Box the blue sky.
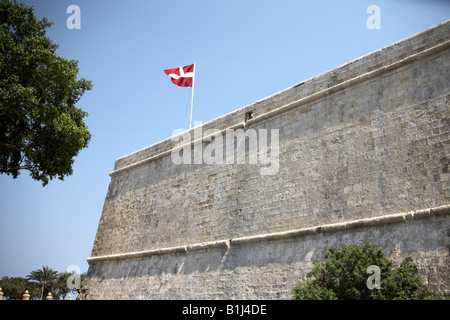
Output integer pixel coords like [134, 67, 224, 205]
[0, 0, 449, 282]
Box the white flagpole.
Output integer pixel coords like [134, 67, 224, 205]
[189, 62, 196, 129]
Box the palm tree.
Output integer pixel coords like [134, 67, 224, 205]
[26, 266, 58, 300]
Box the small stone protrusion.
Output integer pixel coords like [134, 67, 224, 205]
[23, 290, 30, 300]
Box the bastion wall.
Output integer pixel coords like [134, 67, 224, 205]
[81, 20, 450, 299]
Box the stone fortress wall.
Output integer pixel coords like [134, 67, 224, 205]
[81, 20, 450, 299]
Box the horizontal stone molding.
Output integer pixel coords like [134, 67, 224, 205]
[86, 204, 450, 264]
[108, 39, 450, 178]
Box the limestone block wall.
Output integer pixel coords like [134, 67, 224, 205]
[81, 20, 450, 299]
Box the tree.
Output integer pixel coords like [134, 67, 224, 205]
[54, 272, 71, 300]
[0, 0, 92, 186]
[0, 276, 39, 300]
[70, 271, 86, 295]
[26, 266, 58, 300]
[292, 242, 440, 300]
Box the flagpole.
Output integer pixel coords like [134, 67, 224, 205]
[189, 61, 196, 130]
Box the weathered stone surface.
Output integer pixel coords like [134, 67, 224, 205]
[81, 20, 450, 299]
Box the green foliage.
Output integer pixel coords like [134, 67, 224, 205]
[292, 242, 440, 300]
[0, 0, 92, 185]
[1, 266, 86, 300]
[0, 276, 39, 299]
[26, 265, 58, 299]
[56, 271, 86, 299]
[382, 256, 435, 300]
[292, 280, 337, 300]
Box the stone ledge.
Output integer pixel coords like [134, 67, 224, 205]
[87, 204, 450, 264]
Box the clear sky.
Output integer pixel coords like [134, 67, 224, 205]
[0, 0, 449, 282]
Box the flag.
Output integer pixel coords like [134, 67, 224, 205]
[164, 63, 195, 87]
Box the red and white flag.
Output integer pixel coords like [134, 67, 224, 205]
[164, 63, 195, 87]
